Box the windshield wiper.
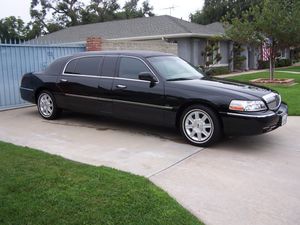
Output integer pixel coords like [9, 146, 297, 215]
[166, 77, 194, 81]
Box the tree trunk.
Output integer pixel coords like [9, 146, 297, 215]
[269, 56, 274, 80]
[269, 45, 275, 81]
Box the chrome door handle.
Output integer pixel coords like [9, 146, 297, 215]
[116, 84, 127, 89]
[60, 79, 68, 82]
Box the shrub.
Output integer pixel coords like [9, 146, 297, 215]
[258, 58, 292, 69]
[205, 66, 231, 76]
[233, 43, 247, 70]
[258, 60, 269, 69]
[276, 58, 292, 67]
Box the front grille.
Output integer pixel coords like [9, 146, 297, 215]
[263, 93, 281, 110]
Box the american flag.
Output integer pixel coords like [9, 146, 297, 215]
[262, 43, 270, 61]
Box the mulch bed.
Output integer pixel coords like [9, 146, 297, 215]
[250, 78, 295, 86]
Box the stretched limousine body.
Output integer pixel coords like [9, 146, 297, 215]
[20, 51, 288, 146]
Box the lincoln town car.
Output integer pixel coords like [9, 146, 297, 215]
[20, 51, 288, 146]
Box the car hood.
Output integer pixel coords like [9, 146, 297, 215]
[166, 77, 272, 99]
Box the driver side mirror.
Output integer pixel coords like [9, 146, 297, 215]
[138, 72, 157, 84]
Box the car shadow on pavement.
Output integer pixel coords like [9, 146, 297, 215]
[25, 108, 276, 151]
[32, 110, 186, 144]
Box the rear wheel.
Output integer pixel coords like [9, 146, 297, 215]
[37, 91, 61, 120]
[180, 105, 221, 147]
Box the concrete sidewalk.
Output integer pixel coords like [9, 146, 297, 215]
[216, 69, 267, 78]
[0, 107, 299, 225]
[0, 107, 201, 177]
[150, 124, 300, 225]
[276, 70, 300, 74]
[216, 64, 300, 78]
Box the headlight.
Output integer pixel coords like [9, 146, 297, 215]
[229, 100, 267, 112]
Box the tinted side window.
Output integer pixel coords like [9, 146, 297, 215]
[101, 56, 118, 77]
[46, 56, 70, 75]
[118, 57, 150, 79]
[74, 57, 103, 76]
[64, 59, 78, 74]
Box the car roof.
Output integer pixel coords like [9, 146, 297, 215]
[71, 50, 174, 58]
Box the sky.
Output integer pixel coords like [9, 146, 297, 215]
[0, 0, 204, 22]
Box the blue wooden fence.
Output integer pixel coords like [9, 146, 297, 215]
[0, 42, 85, 110]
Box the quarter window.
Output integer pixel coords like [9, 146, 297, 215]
[118, 57, 150, 79]
[64, 59, 78, 74]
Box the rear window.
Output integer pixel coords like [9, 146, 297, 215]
[64, 56, 103, 76]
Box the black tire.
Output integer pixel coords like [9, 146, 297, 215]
[179, 105, 222, 147]
[37, 90, 61, 120]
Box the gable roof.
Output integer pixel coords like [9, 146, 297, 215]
[34, 15, 225, 43]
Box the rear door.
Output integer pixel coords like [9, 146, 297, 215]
[57, 56, 105, 114]
[111, 56, 166, 125]
[97, 56, 119, 114]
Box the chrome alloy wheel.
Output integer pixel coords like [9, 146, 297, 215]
[38, 93, 54, 118]
[183, 109, 214, 143]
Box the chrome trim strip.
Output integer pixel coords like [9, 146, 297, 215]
[62, 73, 100, 78]
[98, 76, 114, 79]
[114, 99, 172, 109]
[65, 93, 173, 110]
[60, 74, 151, 83]
[113, 77, 150, 83]
[20, 87, 34, 91]
[226, 112, 275, 118]
[65, 93, 109, 102]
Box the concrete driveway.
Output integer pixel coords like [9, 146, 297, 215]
[0, 107, 299, 225]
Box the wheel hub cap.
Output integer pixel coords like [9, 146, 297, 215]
[39, 93, 53, 117]
[184, 110, 214, 143]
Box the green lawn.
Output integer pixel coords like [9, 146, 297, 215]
[228, 71, 300, 115]
[0, 141, 203, 225]
[276, 66, 300, 72]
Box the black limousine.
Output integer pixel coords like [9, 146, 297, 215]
[20, 51, 288, 146]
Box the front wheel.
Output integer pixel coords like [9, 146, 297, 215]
[180, 105, 222, 147]
[37, 91, 61, 120]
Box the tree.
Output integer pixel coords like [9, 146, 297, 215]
[24, 21, 43, 40]
[30, 0, 154, 33]
[225, 0, 300, 80]
[81, 0, 121, 24]
[117, 0, 154, 19]
[0, 16, 26, 42]
[30, 0, 84, 33]
[190, 0, 261, 25]
[142, 1, 154, 17]
[1, 0, 155, 41]
[201, 37, 222, 72]
[232, 43, 246, 71]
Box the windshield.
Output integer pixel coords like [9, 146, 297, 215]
[148, 56, 204, 81]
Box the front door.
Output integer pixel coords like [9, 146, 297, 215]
[111, 56, 166, 125]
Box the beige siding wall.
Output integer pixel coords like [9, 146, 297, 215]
[101, 40, 178, 55]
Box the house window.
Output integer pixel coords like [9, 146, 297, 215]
[278, 49, 288, 59]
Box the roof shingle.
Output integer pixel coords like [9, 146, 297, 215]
[35, 15, 225, 43]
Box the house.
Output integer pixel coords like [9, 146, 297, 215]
[34, 15, 288, 71]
